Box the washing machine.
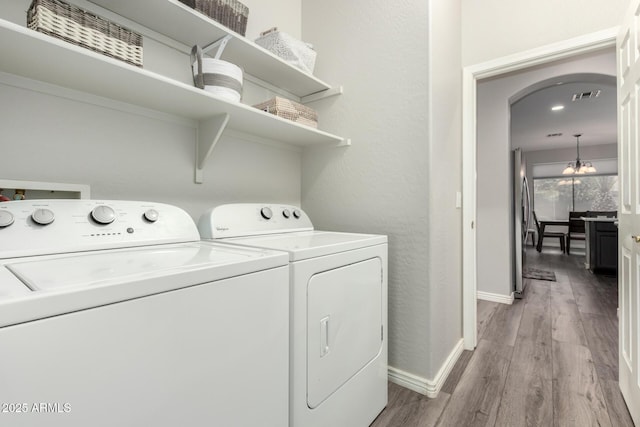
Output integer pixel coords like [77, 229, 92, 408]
[198, 203, 388, 427]
[0, 199, 290, 427]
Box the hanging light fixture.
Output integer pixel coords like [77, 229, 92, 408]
[562, 134, 597, 175]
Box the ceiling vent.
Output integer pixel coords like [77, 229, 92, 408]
[572, 90, 601, 101]
[546, 132, 563, 137]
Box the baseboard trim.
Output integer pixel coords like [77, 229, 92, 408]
[477, 290, 514, 305]
[388, 338, 464, 398]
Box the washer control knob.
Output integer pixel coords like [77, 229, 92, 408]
[91, 205, 116, 225]
[282, 209, 291, 219]
[32, 208, 55, 225]
[143, 209, 159, 222]
[260, 207, 273, 220]
[0, 211, 15, 227]
[293, 209, 301, 219]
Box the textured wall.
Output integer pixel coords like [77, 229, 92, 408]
[426, 0, 463, 379]
[461, 0, 630, 66]
[476, 49, 616, 297]
[242, 0, 301, 40]
[301, 0, 462, 381]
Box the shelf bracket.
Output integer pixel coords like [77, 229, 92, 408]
[195, 113, 230, 184]
[300, 86, 344, 104]
[202, 35, 233, 59]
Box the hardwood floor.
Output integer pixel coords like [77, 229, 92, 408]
[370, 248, 635, 427]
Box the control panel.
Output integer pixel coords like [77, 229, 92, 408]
[0, 200, 200, 259]
[198, 204, 313, 239]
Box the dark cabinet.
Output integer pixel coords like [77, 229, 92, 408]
[588, 220, 618, 275]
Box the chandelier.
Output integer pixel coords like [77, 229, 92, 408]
[562, 134, 596, 175]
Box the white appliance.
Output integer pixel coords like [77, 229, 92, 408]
[198, 203, 388, 427]
[0, 199, 289, 427]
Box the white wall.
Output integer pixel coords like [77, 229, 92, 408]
[476, 49, 616, 297]
[243, 0, 301, 40]
[461, 0, 629, 66]
[0, 83, 302, 220]
[426, 0, 463, 381]
[301, 0, 462, 383]
[0, 0, 304, 221]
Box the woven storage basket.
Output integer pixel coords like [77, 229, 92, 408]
[255, 28, 316, 74]
[191, 45, 243, 102]
[27, 0, 143, 67]
[254, 97, 318, 128]
[178, 0, 249, 36]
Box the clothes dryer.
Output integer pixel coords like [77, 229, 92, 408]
[0, 199, 289, 427]
[199, 203, 388, 427]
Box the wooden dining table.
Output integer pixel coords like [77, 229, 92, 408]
[535, 219, 570, 252]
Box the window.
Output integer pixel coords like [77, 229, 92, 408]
[533, 175, 619, 220]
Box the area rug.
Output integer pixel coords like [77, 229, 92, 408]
[523, 267, 556, 282]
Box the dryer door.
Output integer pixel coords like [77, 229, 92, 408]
[307, 257, 383, 408]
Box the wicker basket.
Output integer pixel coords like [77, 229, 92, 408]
[254, 97, 318, 128]
[27, 0, 143, 67]
[178, 0, 249, 36]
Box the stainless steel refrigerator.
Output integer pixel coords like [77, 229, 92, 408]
[513, 148, 531, 298]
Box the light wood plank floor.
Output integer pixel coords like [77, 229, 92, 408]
[371, 248, 635, 427]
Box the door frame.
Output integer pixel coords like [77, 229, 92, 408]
[462, 28, 619, 350]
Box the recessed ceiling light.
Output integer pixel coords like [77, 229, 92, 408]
[551, 105, 564, 111]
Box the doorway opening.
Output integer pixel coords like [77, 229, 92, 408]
[462, 29, 618, 350]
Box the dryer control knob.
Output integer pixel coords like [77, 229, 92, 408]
[32, 208, 55, 225]
[260, 207, 273, 220]
[293, 209, 301, 219]
[143, 209, 159, 222]
[0, 211, 15, 227]
[282, 209, 291, 218]
[91, 205, 116, 225]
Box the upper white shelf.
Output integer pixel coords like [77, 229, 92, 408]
[0, 19, 345, 148]
[88, 0, 330, 98]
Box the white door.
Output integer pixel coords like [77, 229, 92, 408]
[306, 258, 383, 409]
[618, 2, 640, 423]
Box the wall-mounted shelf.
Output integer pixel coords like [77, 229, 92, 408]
[88, 0, 330, 98]
[0, 19, 348, 183]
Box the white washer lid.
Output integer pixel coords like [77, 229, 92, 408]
[7, 242, 283, 292]
[223, 230, 387, 261]
[0, 242, 288, 328]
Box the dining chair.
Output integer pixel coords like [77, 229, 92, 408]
[566, 211, 587, 254]
[533, 211, 566, 253]
[525, 225, 536, 247]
